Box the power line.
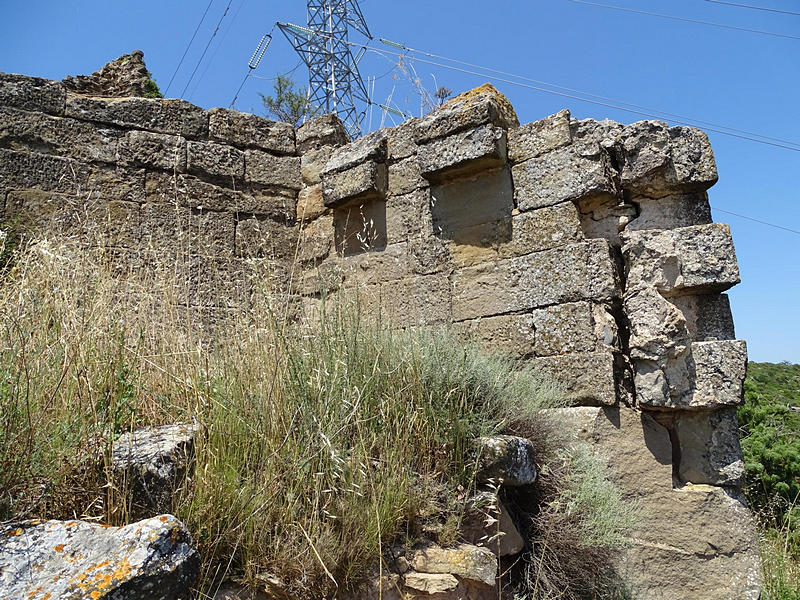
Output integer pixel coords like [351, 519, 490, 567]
[180, 0, 234, 99]
[360, 43, 800, 152]
[567, 0, 800, 41]
[705, 0, 800, 17]
[711, 206, 800, 235]
[164, 0, 215, 96]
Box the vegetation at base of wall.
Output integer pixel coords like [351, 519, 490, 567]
[0, 236, 637, 599]
[739, 361, 800, 598]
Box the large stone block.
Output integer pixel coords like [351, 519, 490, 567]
[65, 95, 207, 138]
[234, 214, 299, 260]
[187, 140, 244, 180]
[512, 144, 618, 212]
[208, 107, 295, 155]
[118, 129, 186, 171]
[0, 515, 200, 600]
[387, 155, 426, 197]
[673, 407, 745, 486]
[0, 148, 90, 193]
[297, 213, 334, 264]
[669, 293, 735, 341]
[301, 146, 335, 185]
[386, 188, 429, 245]
[0, 106, 119, 164]
[622, 223, 740, 296]
[140, 203, 235, 256]
[507, 109, 571, 163]
[451, 239, 620, 321]
[322, 160, 388, 208]
[323, 128, 387, 174]
[409, 543, 497, 587]
[244, 149, 301, 190]
[627, 192, 712, 232]
[411, 83, 519, 143]
[418, 125, 507, 182]
[530, 351, 618, 406]
[86, 165, 146, 204]
[379, 273, 452, 326]
[296, 112, 349, 153]
[0, 73, 65, 115]
[296, 183, 327, 222]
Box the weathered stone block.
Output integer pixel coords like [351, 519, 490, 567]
[118, 129, 186, 171]
[673, 407, 745, 486]
[140, 203, 235, 256]
[410, 543, 497, 587]
[65, 95, 208, 138]
[380, 274, 451, 326]
[187, 140, 245, 181]
[460, 494, 524, 557]
[530, 351, 618, 406]
[298, 213, 334, 264]
[386, 188, 429, 245]
[627, 192, 712, 232]
[324, 128, 387, 174]
[431, 168, 513, 238]
[0, 515, 200, 600]
[208, 107, 295, 155]
[451, 240, 620, 320]
[418, 125, 507, 182]
[335, 243, 410, 286]
[5, 189, 91, 238]
[301, 146, 335, 185]
[690, 339, 748, 408]
[323, 161, 388, 208]
[622, 223, 740, 296]
[388, 155, 426, 197]
[512, 144, 618, 212]
[576, 194, 637, 245]
[476, 435, 537, 486]
[0, 107, 119, 163]
[0, 148, 90, 193]
[508, 109, 571, 163]
[507, 202, 584, 256]
[235, 214, 298, 260]
[86, 165, 146, 204]
[412, 83, 518, 143]
[244, 149, 301, 190]
[296, 183, 327, 222]
[296, 112, 349, 153]
[0, 73, 65, 115]
[669, 293, 735, 341]
[386, 121, 420, 160]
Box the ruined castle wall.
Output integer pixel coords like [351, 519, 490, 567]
[0, 70, 759, 598]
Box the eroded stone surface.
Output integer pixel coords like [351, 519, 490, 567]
[0, 515, 199, 600]
[476, 435, 537, 486]
[410, 543, 497, 587]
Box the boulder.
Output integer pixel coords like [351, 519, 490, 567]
[0, 515, 199, 600]
[409, 542, 497, 587]
[476, 435, 537, 486]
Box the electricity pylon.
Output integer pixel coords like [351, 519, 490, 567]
[277, 1, 372, 136]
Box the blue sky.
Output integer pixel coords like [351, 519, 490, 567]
[2, 1, 798, 362]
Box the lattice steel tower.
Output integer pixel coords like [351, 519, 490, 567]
[277, 1, 372, 136]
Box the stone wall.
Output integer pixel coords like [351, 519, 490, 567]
[0, 60, 759, 599]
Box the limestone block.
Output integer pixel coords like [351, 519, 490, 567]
[623, 486, 760, 600]
[403, 572, 459, 593]
[506, 202, 584, 256]
[460, 493, 525, 556]
[297, 213, 334, 264]
[627, 192, 712, 232]
[451, 240, 620, 321]
[690, 339, 748, 408]
[0, 106, 119, 163]
[322, 160, 388, 208]
[626, 287, 692, 363]
[296, 112, 349, 153]
[530, 351, 619, 406]
[323, 128, 387, 174]
[146, 172, 295, 221]
[669, 293, 735, 341]
[454, 301, 602, 359]
[507, 109, 572, 163]
[411, 83, 519, 143]
[235, 214, 299, 260]
[570, 118, 624, 155]
[0, 73, 65, 115]
[140, 203, 235, 256]
[410, 543, 497, 587]
[208, 107, 295, 155]
[616, 121, 718, 198]
[65, 95, 208, 138]
[575, 194, 637, 245]
[118, 129, 186, 171]
[101, 200, 141, 248]
[296, 183, 327, 222]
[380, 273, 451, 326]
[338, 243, 410, 286]
[418, 124, 507, 182]
[673, 407, 745, 486]
[512, 144, 618, 212]
[86, 166, 146, 204]
[387, 155, 426, 197]
[622, 223, 740, 297]
[386, 188, 429, 244]
[476, 435, 537, 486]
[112, 422, 201, 520]
[0, 515, 199, 600]
[386, 121, 420, 160]
[187, 140, 244, 180]
[0, 148, 90, 193]
[300, 146, 335, 185]
[244, 149, 301, 190]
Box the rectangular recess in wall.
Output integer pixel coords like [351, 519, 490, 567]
[333, 199, 387, 257]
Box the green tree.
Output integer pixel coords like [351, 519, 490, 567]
[259, 75, 317, 127]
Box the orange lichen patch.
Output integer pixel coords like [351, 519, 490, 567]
[27, 585, 44, 597]
[160, 515, 169, 522]
[90, 592, 102, 600]
[4, 528, 23, 536]
[53, 544, 66, 552]
[41, 594, 51, 600]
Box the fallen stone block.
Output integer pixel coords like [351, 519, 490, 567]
[403, 572, 459, 594]
[65, 95, 208, 139]
[622, 223, 740, 296]
[507, 109, 572, 163]
[0, 73, 65, 115]
[244, 149, 301, 190]
[187, 140, 244, 180]
[322, 160, 388, 208]
[118, 129, 187, 172]
[476, 435, 537, 486]
[208, 108, 295, 155]
[673, 407, 745, 486]
[0, 515, 199, 600]
[418, 124, 507, 182]
[411, 83, 518, 144]
[410, 542, 497, 587]
[112, 422, 202, 520]
[296, 112, 349, 153]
